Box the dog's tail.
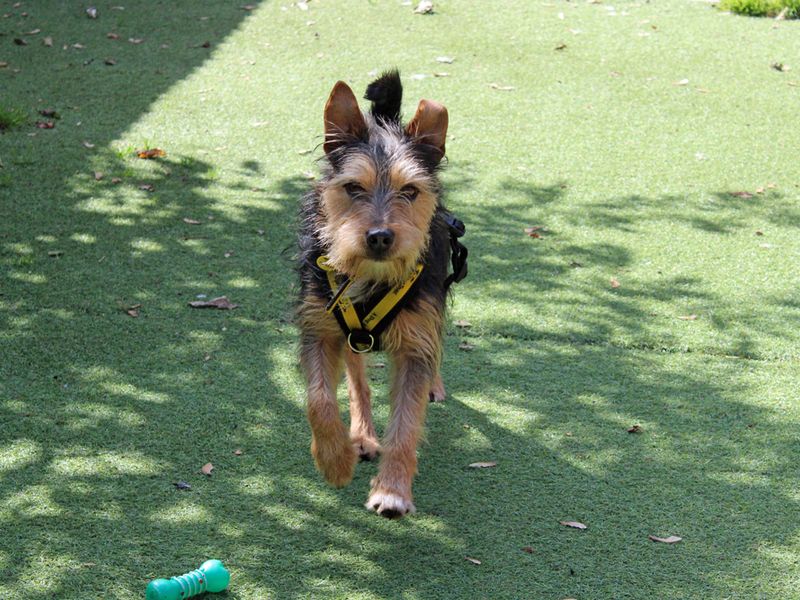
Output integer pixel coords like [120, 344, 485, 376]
[364, 69, 403, 124]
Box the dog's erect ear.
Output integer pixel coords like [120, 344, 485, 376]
[405, 99, 448, 162]
[324, 81, 367, 155]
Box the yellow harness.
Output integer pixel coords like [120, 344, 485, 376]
[316, 255, 424, 353]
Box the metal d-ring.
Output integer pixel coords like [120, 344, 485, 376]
[347, 332, 374, 353]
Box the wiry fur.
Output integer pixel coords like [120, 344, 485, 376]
[297, 71, 453, 518]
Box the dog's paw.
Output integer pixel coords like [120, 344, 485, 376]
[311, 432, 357, 488]
[429, 375, 446, 403]
[352, 434, 381, 462]
[365, 488, 416, 519]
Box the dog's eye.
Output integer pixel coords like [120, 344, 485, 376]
[400, 185, 419, 201]
[344, 182, 365, 197]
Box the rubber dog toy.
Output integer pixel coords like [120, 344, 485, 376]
[146, 559, 230, 600]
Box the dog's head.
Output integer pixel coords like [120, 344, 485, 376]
[316, 70, 448, 284]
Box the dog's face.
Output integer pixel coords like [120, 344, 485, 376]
[317, 81, 448, 283]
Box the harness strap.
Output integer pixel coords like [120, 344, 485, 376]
[316, 256, 423, 352]
[444, 214, 468, 289]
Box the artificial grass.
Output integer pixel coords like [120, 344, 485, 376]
[1, 1, 799, 598]
[720, 0, 800, 18]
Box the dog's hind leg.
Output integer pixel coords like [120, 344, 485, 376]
[345, 351, 381, 461]
[301, 333, 357, 487]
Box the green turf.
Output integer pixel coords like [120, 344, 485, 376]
[2, 1, 800, 598]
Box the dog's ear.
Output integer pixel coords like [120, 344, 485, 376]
[324, 81, 367, 155]
[405, 99, 448, 162]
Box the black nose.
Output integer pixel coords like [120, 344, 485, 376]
[366, 228, 395, 255]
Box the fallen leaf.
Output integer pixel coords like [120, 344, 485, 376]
[555, 43, 567, 50]
[72, 43, 86, 49]
[199, 41, 211, 48]
[107, 32, 120, 39]
[138, 183, 155, 192]
[136, 148, 166, 159]
[458, 341, 475, 351]
[241, 4, 257, 10]
[297, 0, 309, 10]
[38, 108, 59, 118]
[104, 58, 116, 66]
[434, 72, 450, 77]
[454, 319, 471, 329]
[0, 62, 7, 68]
[771, 62, 790, 73]
[173, 481, 192, 491]
[570, 261, 583, 268]
[188, 296, 240, 310]
[93, 171, 104, 181]
[627, 424, 643, 434]
[224, 251, 234, 258]
[233, 449, 243, 456]
[297, 148, 313, 155]
[560, 521, 588, 530]
[464, 556, 481, 565]
[43, 36, 53, 47]
[83, 141, 95, 149]
[200, 462, 214, 476]
[47, 250, 64, 258]
[414, 0, 434, 14]
[730, 191, 753, 199]
[182, 217, 202, 225]
[755, 230, 764, 236]
[35, 121, 55, 129]
[26, 28, 41, 35]
[677, 314, 697, 321]
[125, 304, 141, 318]
[649, 534, 682, 544]
[489, 82, 515, 91]
[128, 37, 144, 44]
[521, 546, 535, 554]
[436, 56, 454, 63]
[673, 78, 689, 86]
[13, 37, 27, 46]
[111, 177, 122, 184]
[86, 6, 98, 18]
[610, 277, 621, 288]
[468, 461, 497, 468]
[525, 226, 544, 237]
[256, 229, 265, 236]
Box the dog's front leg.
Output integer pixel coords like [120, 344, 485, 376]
[301, 333, 356, 487]
[366, 350, 433, 518]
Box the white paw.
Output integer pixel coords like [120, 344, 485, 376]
[365, 490, 416, 519]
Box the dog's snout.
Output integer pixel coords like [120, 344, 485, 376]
[366, 228, 395, 255]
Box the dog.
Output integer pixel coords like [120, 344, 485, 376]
[297, 70, 466, 518]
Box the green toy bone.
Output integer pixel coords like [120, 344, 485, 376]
[146, 559, 230, 600]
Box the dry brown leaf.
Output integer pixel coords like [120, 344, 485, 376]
[730, 191, 753, 199]
[233, 449, 243, 456]
[188, 296, 240, 310]
[649, 534, 682, 544]
[43, 36, 53, 47]
[436, 56, 454, 64]
[182, 217, 202, 225]
[241, 4, 257, 10]
[464, 556, 481, 565]
[489, 82, 515, 91]
[111, 177, 122, 184]
[677, 314, 697, 321]
[35, 121, 55, 129]
[610, 277, 621, 288]
[771, 62, 790, 73]
[136, 148, 166, 159]
[93, 171, 104, 181]
[414, 0, 434, 14]
[755, 230, 764, 236]
[200, 462, 214, 476]
[128, 37, 144, 44]
[627, 424, 643, 434]
[138, 183, 155, 192]
[48, 250, 64, 258]
[86, 6, 98, 18]
[13, 37, 27, 46]
[83, 141, 95, 149]
[38, 108, 59, 118]
[521, 546, 535, 554]
[125, 304, 141, 318]
[468, 461, 497, 468]
[26, 28, 41, 35]
[560, 520, 588, 530]
[673, 78, 689, 86]
[555, 43, 567, 51]
[107, 32, 120, 39]
[458, 341, 475, 351]
[104, 58, 116, 66]
[72, 43, 86, 49]
[454, 319, 471, 329]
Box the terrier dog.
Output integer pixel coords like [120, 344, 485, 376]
[297, 70, 466, 518]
